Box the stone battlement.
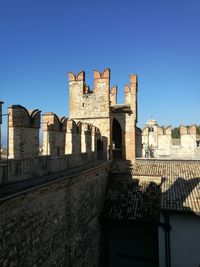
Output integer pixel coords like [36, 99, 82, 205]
[1, 68, 139, 164]
[7, 105, 101, 159]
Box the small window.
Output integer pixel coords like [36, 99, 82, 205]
[82, 103, 84, 107]
[197, 141, 200, 148]
[149, 127, 154, 132]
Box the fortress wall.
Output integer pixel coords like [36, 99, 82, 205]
[8, 106, 99, 159]
[63, 119, 79, 154]
[110, 86, 117, 105]
[69, 69, 111, 159]
[156, 128, 172, 157]
[8, 105, 40, 159]
[0, 152, 97, 185]
[125, 113, 136, 160]
[69, 69, 110, 119]
[0, 162, 109, 267]
[141, 123, 198, 158]
[73, 118, 110, 160]
[157, 135, 171, 156]
[42, 113, 66, 156]
[81, 123, 92, 153]
[124, 75, 138, 161]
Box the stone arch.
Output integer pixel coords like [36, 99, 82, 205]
[112, 118, 122, 159]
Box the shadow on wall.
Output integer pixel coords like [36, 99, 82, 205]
[101, 160, 200, 267]
[161, 176, 200, 212]
[111, 115, 126, 161]
[136, 127, 142, 157]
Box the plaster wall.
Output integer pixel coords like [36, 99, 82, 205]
[159, 213, 200, 267]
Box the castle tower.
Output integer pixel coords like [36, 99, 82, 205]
[68, 69, 138, 161]
[68, 68, 111, 160]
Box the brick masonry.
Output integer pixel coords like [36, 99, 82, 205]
[68, 68, 138, 161]
[0, 162, 109, 267]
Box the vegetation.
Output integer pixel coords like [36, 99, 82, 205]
[172, 127, 180, 139]
[172, 125, 200, 138]
[197, 125, 200, 135]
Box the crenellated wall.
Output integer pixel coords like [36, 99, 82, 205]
[0, 152, 97, 185]
[42, 112, 66, 156]
[7, 105, 100, 161]
[110, 74, 138, 160]
[8, 105, 41, 158]
[5, 68, 138, 162]
[68, 68, 111, 160]
[68, 69, 138, 161]
[63, 118, 80, 154]
[141, 119, 200, 158]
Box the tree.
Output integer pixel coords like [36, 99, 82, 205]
[172, 127, 180, 139]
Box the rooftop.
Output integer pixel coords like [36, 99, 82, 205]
[102, 160, 200, 221]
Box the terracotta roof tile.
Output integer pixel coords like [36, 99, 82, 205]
[103, 160, 200, 220]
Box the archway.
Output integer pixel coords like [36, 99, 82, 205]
[97, 139, 103, 159]
[112, 118, 122, 159]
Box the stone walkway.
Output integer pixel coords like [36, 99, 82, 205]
[0, 160, 104, 200]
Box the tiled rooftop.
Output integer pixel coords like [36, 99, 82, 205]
[102, 160, 200, 221]
[102, 177, 160, 221]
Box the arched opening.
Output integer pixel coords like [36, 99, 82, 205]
[112, 118, 122, 159]
[97, 139, 103, 159]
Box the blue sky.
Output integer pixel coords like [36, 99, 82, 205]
[0, 0, 200, 143]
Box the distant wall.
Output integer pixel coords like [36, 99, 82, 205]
[141, 123, 200, 158]
[0, 162, 109, 267]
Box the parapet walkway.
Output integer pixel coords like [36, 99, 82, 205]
[0, 160, 105, 201]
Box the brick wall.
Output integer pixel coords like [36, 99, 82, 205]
[0, 162, 109, 266]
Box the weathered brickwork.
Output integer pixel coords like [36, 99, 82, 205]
[43, 112, 66, 156]
[8, 105, 40, 158]
[8, 106, 100, 160]
[0, 152, 97, 185]
[68, 68, 138, 161]
[0, 163, 109, 267]
[6, 69, 138, 162]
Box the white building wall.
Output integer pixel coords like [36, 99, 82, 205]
[141, 120, 199, 158]
[159, 213, 200, 267]
[180, 134, 196, 156]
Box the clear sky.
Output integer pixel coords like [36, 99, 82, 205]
[0, 0, 200, 144]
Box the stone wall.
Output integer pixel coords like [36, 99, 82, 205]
[8, 105, 40, 158]
[141, 120, 200, 158]
[7, 105, 100, 160]
[0, 152, 97, 185]
[0, 162, 109, 267]
[43, 113, 66, 156]
[68, 69, 138, 161]
[68, 69, 111, 159]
